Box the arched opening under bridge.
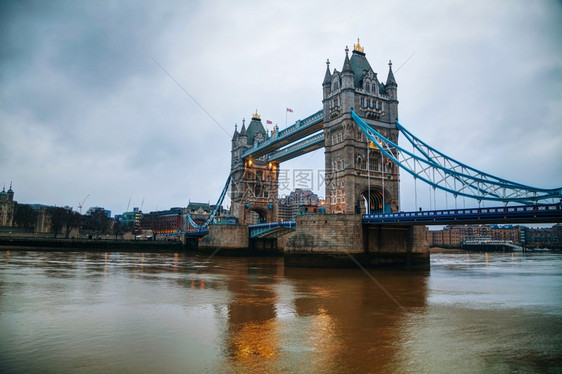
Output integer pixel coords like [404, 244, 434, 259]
[361, 188, 390, 214]
[248, 208, 268, 225]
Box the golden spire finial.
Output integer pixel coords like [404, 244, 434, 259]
[353, 38, 364, 53]
[252, 109, 261, 120]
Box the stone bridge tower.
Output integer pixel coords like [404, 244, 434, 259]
[322, 39, 400, 214]
[231, 111, 279, 225]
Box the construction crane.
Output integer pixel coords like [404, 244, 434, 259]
[78, 194, 89, 214]
[126, 197, 131, 212]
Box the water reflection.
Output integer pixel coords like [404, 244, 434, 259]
[223, 260, 282, 371]
[282, 267, 429, 373]
[0, 250, 560, 374]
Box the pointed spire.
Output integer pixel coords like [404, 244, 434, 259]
[342, 46, 352, 73]
[240, 118, 247, 136]
[232, 123, 239, 140]
[386, 60, 397, 86]
[323, 59, 331, 86]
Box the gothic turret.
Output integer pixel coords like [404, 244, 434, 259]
[245, 110, 266, 146]
[232, 123, 239, 142]
[322, 59, 331, 97]
[386, 60, 398, 122]
[7, 183, 13, 202]
[340, 46, 355, 112]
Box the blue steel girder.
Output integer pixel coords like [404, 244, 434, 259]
[186, 174, 231, 230]
[242, 110, 324, 160]
[267, 133, 325, 163]
[249, 221, 296, 238]
[351, 110, 562, 204]
[362, 202, 562, 225]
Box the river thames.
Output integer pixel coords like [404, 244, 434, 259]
[1, 250, 560, 373]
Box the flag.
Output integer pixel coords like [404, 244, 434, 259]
[286, 108, 293, 113]
[266, 120, 273, 124]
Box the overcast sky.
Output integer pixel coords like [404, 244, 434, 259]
[1, 0, 561, 215]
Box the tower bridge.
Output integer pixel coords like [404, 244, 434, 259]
[186, 40, 562, 267]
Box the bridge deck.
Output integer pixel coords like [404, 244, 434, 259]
[362, 203, 562, 225]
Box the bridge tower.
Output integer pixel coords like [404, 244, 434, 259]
[230, 111, 279, 225]
[322, 39, 400, 214]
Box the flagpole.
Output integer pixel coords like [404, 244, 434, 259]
[285, 108, 288, 128]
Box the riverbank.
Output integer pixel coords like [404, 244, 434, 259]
[0, 237, 183, 252]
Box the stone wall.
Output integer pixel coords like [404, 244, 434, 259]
[285, 213, 429, 268]
[198, 225, 249, 252]
[285, 214, 364, 253]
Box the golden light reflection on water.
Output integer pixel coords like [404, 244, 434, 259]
[229, 319, 279, 360]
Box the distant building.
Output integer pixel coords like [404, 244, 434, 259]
[278, 189, 321, 221]
[187, 202, 224, 227]
[141, 207, 184, 234]
[122, 207, 142, 230]
[0, 183, 16, 227]
[522, 226, 560, 248]
[427, 223, 561, 249]
[427, 224, 521, 248]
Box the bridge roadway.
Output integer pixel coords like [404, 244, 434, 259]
[192, 202, 561, 240]
[362, 202, 562, 225]
[246, 202, 562, 237]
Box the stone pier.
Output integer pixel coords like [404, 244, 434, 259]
[284, 214, 429, 268]
[198, 224, 249, 255]
[198, 224, 283, 256]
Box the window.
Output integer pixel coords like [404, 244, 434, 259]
[360, 97, 365, 107]
[366, 83, 370, 92]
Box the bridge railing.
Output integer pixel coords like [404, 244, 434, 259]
[362, 202, 562, 223]
[249, 221, 296, 229]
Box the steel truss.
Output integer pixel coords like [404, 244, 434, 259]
[351, 110, 561, 204]
[187, 174, 232, 229]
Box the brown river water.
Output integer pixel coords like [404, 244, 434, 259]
[0, 250, 561, 373]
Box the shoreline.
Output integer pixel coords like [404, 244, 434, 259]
[0, 237, 183, 252]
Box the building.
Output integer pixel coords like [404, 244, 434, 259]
[426, 224, 522, 248]
[141, 207, 184, 234]
[187, 202, 225, 227]
[424, 223, 562, 249]
[523, 226, 560, 248]
[322, 39, 400, 214]
[122, 207, 142, 230]
[230, 111, 279, 224]
[0, 183, 16, 227]
[278, 189, 321, 221]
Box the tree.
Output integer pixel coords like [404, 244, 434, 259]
[46, 206, 82, 238]
[14, 203, 38, 231]
[64, 210, 82, 239]
[113, 220, 123, 239]
[47, 207, 68, 238]
[83, 209, 111, 237]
